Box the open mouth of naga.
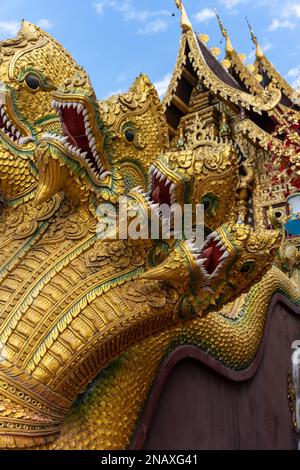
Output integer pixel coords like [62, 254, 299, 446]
[149, 164, 178, 207]
[187, 231, 230, 285]
[50, 97, 110, 182]
[0, 103, 32, 147]
[134, 161, 184, 231]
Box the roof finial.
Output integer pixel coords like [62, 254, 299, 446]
[246, 17, 264, 60]
[175, 0, 192, 32]
[215, 10, 234, 53]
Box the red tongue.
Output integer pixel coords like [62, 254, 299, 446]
[202, 246, 213, 269]
[62, 121, 77, 147]
[152, 185, 160, 204]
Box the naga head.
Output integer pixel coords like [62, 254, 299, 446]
[132, 137, 239, 236]
[99, 74, 169, 193]
[0, 21, 84, 200]
[143, 220, 281, 318]
[34, 74, 169, 206]
[34, 69, 116, 206]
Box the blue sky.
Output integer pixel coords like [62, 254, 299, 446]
[0, 0, 299, 99]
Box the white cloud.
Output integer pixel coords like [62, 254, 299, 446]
[138, 19, 168, 35]
[286, 67, 300, 78]
[37, 18, 54, 30]
[94, 2, 105, 15]
[262, 42, 273, 53]
[268, 18, 295, 31]
[154, 73, 171, 98]
[286, 66, 300, 88]
[193, 8, 215, 23]
[0, 20, 20, 38]
[102, 88, 123, 100]
[219, 0, 248, 9]
[117, 72, 128, 83]
[94, 1, 170, 34]
[283, 2, 300, 18]
[0, 17, 54, 40]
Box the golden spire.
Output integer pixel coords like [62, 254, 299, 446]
[215, 11, 234, 54]
[19, 20, 40, 39]
[175, 0, 192, 32]
[246, 18, 264, 60]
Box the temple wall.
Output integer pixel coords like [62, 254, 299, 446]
[134, 300, 300, 450]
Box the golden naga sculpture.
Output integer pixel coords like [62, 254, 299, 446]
[0, 3, 298, 449]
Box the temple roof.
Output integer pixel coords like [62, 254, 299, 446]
[247, 20, 296, 104]
[215, 13, 265, 97]
[164, 1, 299, 145]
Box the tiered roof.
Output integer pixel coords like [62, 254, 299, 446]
[164, 1, 300, 149]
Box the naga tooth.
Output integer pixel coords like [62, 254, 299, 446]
[159, 173, 166, 182]
[15, 131, 21, 139]
[11, 125, 16, 134]
[81, 151, 88, 158]
[153, 168, 159, 176]
[165, 178, 171, 187]
[170, 183, 176, 193]
[0, 107, 4, 117]
[18, 136, 34, 145]
[210, 231, 218, 240]
[67, 102, 72, 109]
[51, 100, 56, 108]
[220, 252, 229, 261]
[220, 245, 226, 252]
[77, 103, 84, 113]
[203, 286, 214, 293]
[3, 115, 7, 124]
[100, 171, 111, 179]
[216, 240, 223, 248]
[196, 258, 206, 266]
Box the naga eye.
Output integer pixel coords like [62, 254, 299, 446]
[201, 193, 219, 216]
[25, 75, 40, 90]
[203, 199, 211, 211]
[125, 129, 135, 143]
[240, 261, 254, 274]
